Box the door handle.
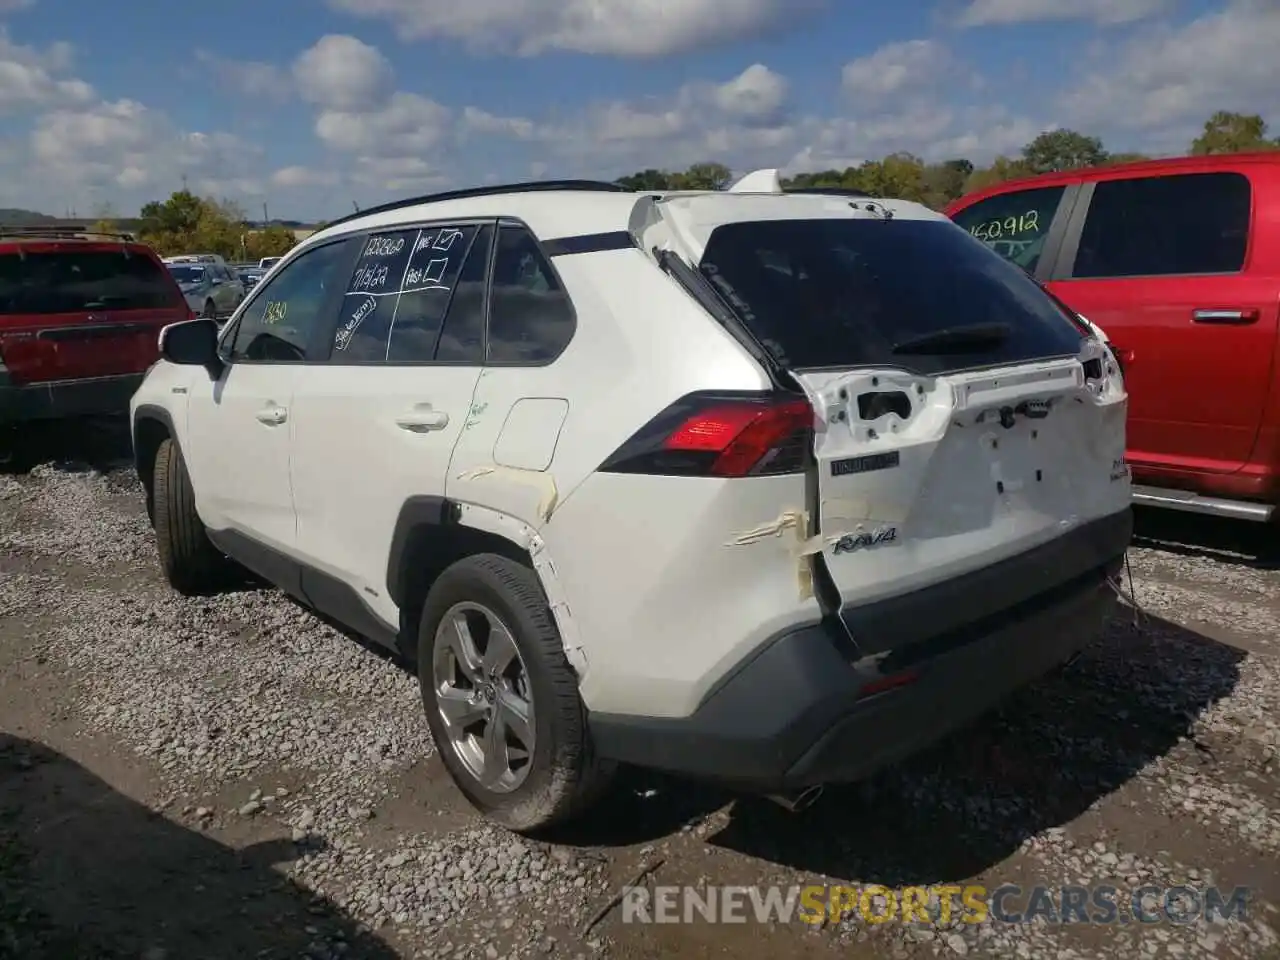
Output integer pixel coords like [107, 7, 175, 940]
[255, 405, 287, 425]
[395, 406, 449, 432]
[1192, 308, 1258, 324]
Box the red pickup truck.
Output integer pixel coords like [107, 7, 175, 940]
[0, 226, 191, 456]
[945, 153, 1280, 524]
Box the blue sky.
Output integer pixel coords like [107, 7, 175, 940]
[0, 0, 1274, 220]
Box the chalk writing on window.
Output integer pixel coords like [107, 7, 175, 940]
[967, 209, 1041, 242]
[335, 294, 377, 351]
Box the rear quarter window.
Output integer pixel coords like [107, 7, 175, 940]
[698, 217, 1086, 376]
[0, 247, 182, 314]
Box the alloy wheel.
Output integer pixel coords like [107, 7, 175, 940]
[431, 602, 535, 793]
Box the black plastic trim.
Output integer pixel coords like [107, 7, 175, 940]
[385, 495, 456, 609]
[130, 404, 177, 473]
[36, 322, 157, 341]
[207, 528, 399, 651]
[836, 509, 1133, 657]
[321, 180, 629, 232]
[587, 508, 1131, 789]
[541, 231, 635, 257]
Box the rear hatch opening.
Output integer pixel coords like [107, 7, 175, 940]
[634, 189, 1130, 653]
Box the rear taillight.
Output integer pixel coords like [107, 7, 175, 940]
[599, 392, 814, 477]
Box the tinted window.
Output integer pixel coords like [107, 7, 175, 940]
[398, 223, 491, 364]
[0, 248, 183, 314]
[168, 265, 206, 285]
[950, 185, 1066, 273]
[228, 240, 352, 363]
[330, 224, 482, 363]
[487, 225, 575, 363]
[1073, 172, 1251, 278]
[698, 218, 1085, 375]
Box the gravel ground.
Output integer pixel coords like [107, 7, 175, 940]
[1, 422, 1277, 960]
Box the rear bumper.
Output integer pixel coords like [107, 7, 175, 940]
[0, 371, 143, 425]
[588, 508, 1132, 791]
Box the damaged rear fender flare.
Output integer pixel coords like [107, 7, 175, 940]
[383, 499, 586, 672]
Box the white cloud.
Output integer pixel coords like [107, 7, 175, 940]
[957, 0, 1171, 27]
[323, 0, 822, 57]
[706, 63, 788, 124]
[271, 165, 340, 188]
[315, 91, 452, 154]
[351, 155, 447, 192]
[196, 49, 291, 102]
[293, 34, 392, 110]
[28, 99, 264, 201]
[1059, 0, 1280, 145]
[0, 28, 93, 113]
[841, 40, 960, 101]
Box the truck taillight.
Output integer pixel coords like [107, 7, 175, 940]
[598, 393, 814, 477]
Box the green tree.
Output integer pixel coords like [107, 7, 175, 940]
[1021, 129, 1108, 174]
[614, 168, 676, 190]
[921, 158, 973, 208]
[1104, 152, 1151, 165]
[137, 191, 251, 258]
[963, 155, 1033, 193]
[672, 162, 733, 190]
[1190, 111, 1278, 155]
[854, 153, 928, 201]
[244, 225, 298, 260]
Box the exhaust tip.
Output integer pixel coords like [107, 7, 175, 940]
[766, 784, 824, 813]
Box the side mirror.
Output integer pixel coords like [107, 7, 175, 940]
[159, 318, 222, 377]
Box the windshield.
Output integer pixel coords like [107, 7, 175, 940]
[260, 258, 280, 267]
[0, 249, 184, 314]
[168, 265, 207, 284]
[697, 217, 1086, 375]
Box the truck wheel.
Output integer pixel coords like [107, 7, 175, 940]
[202, 299, 216, 320]
[152, 438, 230, 595]
[418, 553, 614, 833]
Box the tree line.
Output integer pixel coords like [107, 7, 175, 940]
[615, 110, 1279, 209]
[93, 190, 299, 261]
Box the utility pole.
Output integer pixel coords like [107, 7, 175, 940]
[262, 202, 269, 225]
[352, 200, 359, 213]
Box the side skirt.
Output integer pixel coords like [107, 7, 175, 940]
[206, 528, 401, 653]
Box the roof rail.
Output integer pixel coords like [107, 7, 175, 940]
[0, 224, 137, 242]
[785, 187, 871, 198]
[322, 179, 630, 231]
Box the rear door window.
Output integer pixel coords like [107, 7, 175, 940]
[0, 247, 184, 314]
[949, 185, 1067, 273]
[698, 217, 1085, 375]
[1071, 172, 1251, 278]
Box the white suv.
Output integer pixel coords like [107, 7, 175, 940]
[130, 172, 1133, 831]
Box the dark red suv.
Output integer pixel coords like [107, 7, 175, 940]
[0, 227, 192, 439]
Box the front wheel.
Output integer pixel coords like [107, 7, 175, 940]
[417, 554, 614, 833]
[201, 299, 216, 320]
[152, 438, 231, 595]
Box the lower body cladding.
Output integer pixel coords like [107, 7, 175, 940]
[587, 509, 1133, 799]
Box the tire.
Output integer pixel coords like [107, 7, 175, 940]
[152, 437, 230, 595]
[417, 553, 614, 832]
[201, 299, 216, 320]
